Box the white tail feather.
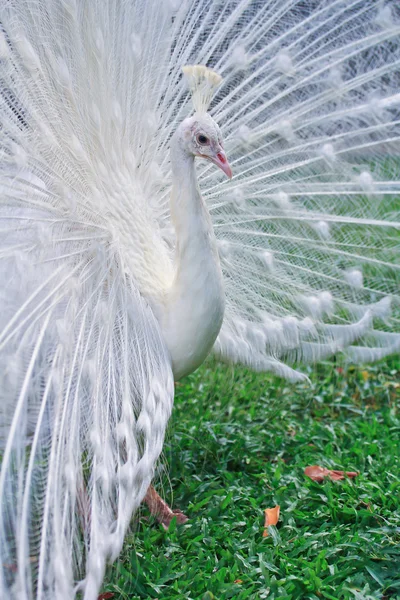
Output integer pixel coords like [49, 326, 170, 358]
[0, 208, 173, 599]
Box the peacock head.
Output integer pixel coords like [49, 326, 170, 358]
[180, 65, 232, 179]
[180, 112, 232, 179]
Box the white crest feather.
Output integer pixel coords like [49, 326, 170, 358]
[182, 64, 222, 113]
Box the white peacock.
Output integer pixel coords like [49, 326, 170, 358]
[0, 1, 399, 598]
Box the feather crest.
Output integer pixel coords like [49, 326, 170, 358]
[182, 65, 222, 113]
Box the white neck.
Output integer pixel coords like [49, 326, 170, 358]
[161, 133, 225, 380]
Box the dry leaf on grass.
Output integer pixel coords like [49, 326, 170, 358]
[304, 465, 358, 482]
[97, 593, 114, 600]
[263, 505, 280, 537]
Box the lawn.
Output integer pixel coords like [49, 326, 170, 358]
[102, 357, 400, 600]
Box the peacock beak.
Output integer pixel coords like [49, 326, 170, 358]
[211, 149, 232, 179]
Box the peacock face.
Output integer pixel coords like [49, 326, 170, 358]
[182, 114, 232, 178]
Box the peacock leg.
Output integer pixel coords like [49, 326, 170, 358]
[143, 485, 188, 529]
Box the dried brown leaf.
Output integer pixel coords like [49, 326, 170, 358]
[263, 505, 280, 537]
[304, 465, 358, 482]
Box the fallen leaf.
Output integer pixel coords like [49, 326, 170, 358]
[361, 370, 369, 381]
[304, 465, 358, 482]
[98, 594, 114, 600]
[263, 505, 280, 537]
[234, 579, 243, 584]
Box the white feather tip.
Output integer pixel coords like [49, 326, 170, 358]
[182, 64, 222, 113]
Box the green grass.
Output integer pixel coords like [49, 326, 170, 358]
[103, 357, 400, 600]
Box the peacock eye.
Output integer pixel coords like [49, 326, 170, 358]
[197, 133, 209, 145]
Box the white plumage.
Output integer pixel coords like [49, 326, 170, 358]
[0, 1, 399, 598]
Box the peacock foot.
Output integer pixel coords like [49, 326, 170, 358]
[143, 484, 188, 530]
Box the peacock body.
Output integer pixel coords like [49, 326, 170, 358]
[0, 0, 399, 598]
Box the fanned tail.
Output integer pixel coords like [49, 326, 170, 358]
[0, 2, 176, 597]
[153, 0, 400, 378]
